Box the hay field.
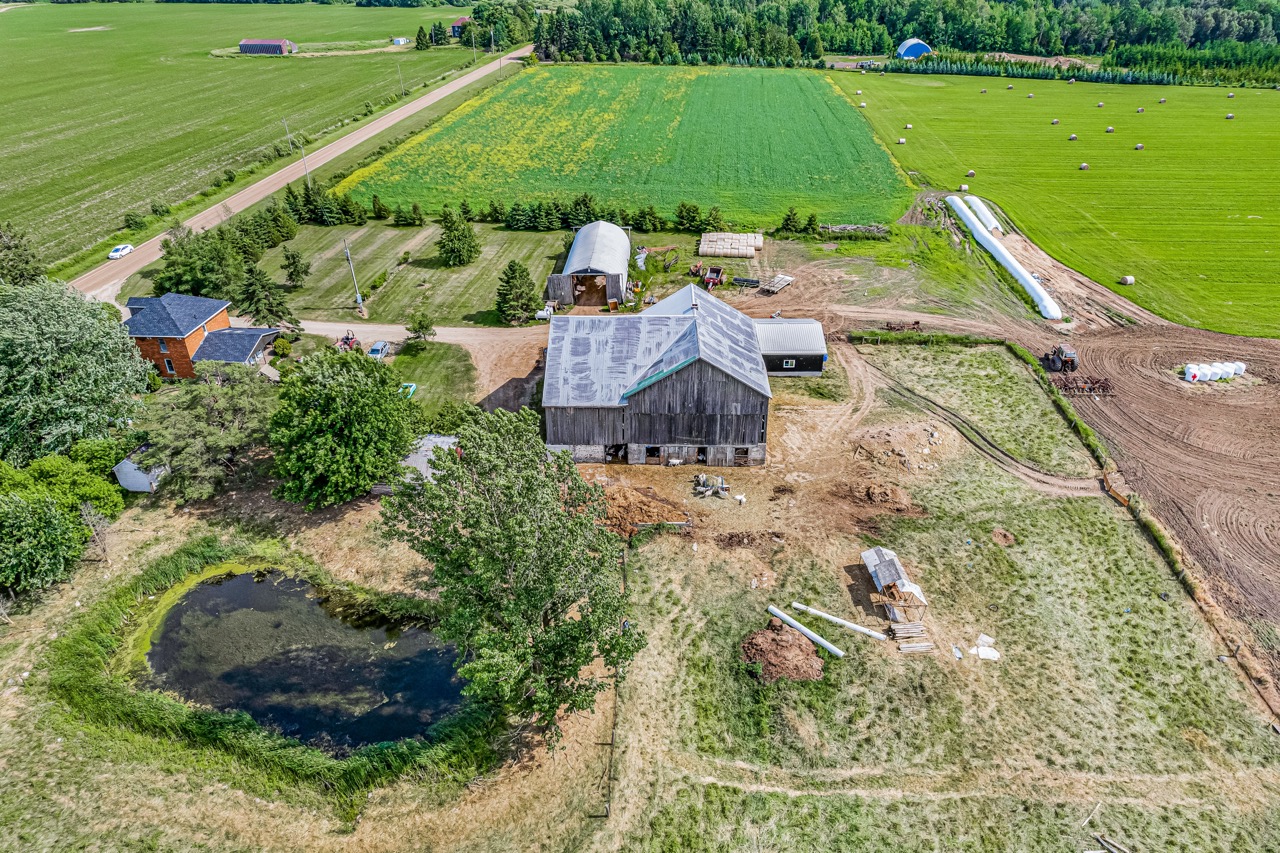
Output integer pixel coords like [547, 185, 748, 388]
[0, 3, 475, 262]
[834, 72, 1280, 337]
[337, 65, 915, 228]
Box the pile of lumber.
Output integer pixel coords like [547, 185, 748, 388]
[889, 622, 934, 654]
[898, 642, 936, 654]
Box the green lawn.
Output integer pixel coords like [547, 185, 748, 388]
[835, 72, 1280, 337]
[389, 340, 477, 414]
[1, 3, 476, 262]
[337, 65, 915, 228]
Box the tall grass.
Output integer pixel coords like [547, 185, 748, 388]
[46, 535, 501, 820]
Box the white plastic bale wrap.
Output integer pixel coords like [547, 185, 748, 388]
[1235, 361, 1248, 376]
[946, 196, 1063, 320]
[1184, 364, 1200, 381]
[963, 196, 1003, 234]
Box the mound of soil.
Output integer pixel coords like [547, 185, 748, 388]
[715, 530, 785, 549]
[992, 528, 1016, 547]
[865, 482, 909, 506]
[741, 617, 824, 684]
[830, 481, 915, 513]
[604, 485, 685, 537]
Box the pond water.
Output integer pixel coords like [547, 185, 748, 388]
[147, 571, 464, 752]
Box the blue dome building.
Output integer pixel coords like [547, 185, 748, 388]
[895, 38, 933, 60]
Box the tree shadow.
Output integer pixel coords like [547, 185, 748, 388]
[408, 255, 448, 271]
[842, 563, 882, 624]
[461, 308, 507, 327]
[480, 360, 545, 414]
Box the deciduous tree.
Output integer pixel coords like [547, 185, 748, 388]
[0, 280, 150, 465]
[140, 363, 279, 503]
[281, 245, 311, 288]
[270, 349, 418, 509]
[0, 493, 84, 594]
[382, 409, 645, 745]
[406, 307, 437, 341]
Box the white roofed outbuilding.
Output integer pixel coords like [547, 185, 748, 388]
[547, 220, 632, 308]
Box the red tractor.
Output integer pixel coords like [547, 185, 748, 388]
[336, 330, 361, 352]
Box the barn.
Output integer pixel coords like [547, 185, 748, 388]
[450, 16, 472, 38]
[546, 220, 632, 308]
[754, 318, 827, 376]
[239, 39, 299, 55]
[543, 285, 771, 467]
[895, 38, 933, 60]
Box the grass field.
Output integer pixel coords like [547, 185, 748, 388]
[833, 72, 1280, 337]
[1, 3, 476, 262]
[389, 340, 476, 414]
[337, 65, 915, 228]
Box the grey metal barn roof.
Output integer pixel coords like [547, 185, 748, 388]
[124, 294, 230, 338]
[192, 328, 278, 363]
[542, 285, 771, 408]
[754, 319, 827, 356]
[563, 220, 630, 277]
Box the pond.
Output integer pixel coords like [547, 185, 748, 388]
[146, 571, 465, 752]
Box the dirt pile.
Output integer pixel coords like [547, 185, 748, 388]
[604, 485, 686, 536]
[715, 531, 786, 549]
[830, 480, 917, 515]
[741, 617, 824, 683]
[992, 528, 1016, 547]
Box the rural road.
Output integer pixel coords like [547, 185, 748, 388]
[70, 44, 533, 304]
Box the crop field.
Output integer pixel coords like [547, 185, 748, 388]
[832, 72, 1280, 337]
[337, 65, 915, 228]
[0, 3, 475, 262]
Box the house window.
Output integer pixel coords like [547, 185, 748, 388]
[158, 339, 168, 353]
[163, 358, 174, 375]
[783, 359, 796, 369]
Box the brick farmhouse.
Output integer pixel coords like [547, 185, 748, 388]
[123, 293, 278, 379]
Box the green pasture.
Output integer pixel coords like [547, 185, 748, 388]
[0, 3, 475, 262]
[835, 72, 1280, 337]
[337, 65, 915, 228]
[390, 340, 477, 414]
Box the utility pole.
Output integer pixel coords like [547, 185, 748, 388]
[344, 238, 365, 317]
[283, 118, 313, 189]
[470, 28, 477, 63]
[397, 61, 406, 97]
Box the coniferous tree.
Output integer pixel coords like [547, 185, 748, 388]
[237, 264, 298, 329]
[779, 206, 802, 233]
[371, 194, 392, 219]
[0, 221, 43, 287]
[415, 24, 430, 50]
[436, 205, 481, 266]
[495, 260, 541, 324]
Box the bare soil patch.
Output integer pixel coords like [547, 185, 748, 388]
[992, 527, 1016, 546]
[741, 617, 824, 683]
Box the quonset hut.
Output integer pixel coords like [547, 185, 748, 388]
[895, 38, 933, 60]
[546, 220, 631, 308]
[543, 285, 771, 466]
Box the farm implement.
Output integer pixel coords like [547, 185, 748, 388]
[1052, 375, 1114, 396]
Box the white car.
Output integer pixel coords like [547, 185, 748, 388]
[108, 244, 134, 260]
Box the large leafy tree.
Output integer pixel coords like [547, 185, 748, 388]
[436, 204, 481, 267]
[495, 260, 542, 324]
[237, 263, 298, 329]
[140, 363, 279, 503]
[280, 246, 311, 288]
[270, 349, 418, 509]
[0, 221, 43, 287]
[0, 280, 151, 465]
[0, 493, 84, 594]
[382, 408, 645, 744]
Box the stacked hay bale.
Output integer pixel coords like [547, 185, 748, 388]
[698, 232, 763, 258]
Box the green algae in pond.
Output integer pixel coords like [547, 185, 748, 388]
[146, 571, 464, 753]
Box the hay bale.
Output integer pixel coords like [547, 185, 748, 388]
[856, 89, 863, 95]
[1135, 143, 1144, 150]
[1227, 113, 1235, 119]
[1027, 93, 1034, 98]
[1068, 78, 1076, 84]
[859, 102, 867, 108]
[1137, 107, 1145, 113]
[966, 169, 976, 177]
[1106, 126, 1114, 133]
[1051, 118, 1060, 125]
[1159, 97, 1167, 103]
[1228, 92, 1235, 98]
[959, 184, 969, 191]
[981, 88, 987, 93]
[897, 138, 906, 145]
[1120, 275, 1136, 285]
[1097, 101, 1105, 107]
[1079, 163, 1090, 170]
[1007, 84, 1014, 90]
[1068, 133, 1077, 140]
[904, 123, 912, 129]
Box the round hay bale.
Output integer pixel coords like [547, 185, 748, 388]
[1120, 275, 1136, 285]
[904, 123, 913, 129]
[1028, 93, 1034, 98]
[980, 88, 987, 93]
[856, 89, 863, 95]
[1137, 107, 1144, 113]
[1228, 92, 1235, 98]
[1007, 84, 1014, 90]
[1097, 101, 1105, 107]
[966, 169, 976, 177]
[859, 102, 867, 108]
[1051, 118, 1060, 125]
[897, 138, 906, 145]
[1135, 143, 1144, 150]
[1159, 97, 1166, 103]
[1068, 133, 1077, 140]
[1227, 113, 1235, 119]
[1068, 78, 1076, 84]
[1106, 126, 1114, 133]
[1079, 163, 1090, 170]
[959, 183, 969, 191]
[860, 69, 866, 74]
[879, 71, 885, 76]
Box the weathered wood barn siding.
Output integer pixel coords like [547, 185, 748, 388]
[544, 407, 626, 445]
[625, 361, 768, 446]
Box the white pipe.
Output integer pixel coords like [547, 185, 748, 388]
[791, 602, 887, 641]
[767, 605, 845, 658]
[947, 196, 1063, 320]
[964, 195, 1003, 234]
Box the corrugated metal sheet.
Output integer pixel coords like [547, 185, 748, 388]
[753, 319, 827, 356]
[563, 220, 630, 277]
[542, 285, 772, 408]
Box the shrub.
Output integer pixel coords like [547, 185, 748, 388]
[272, 337, 293, 358]
[123, 211, 147, 232]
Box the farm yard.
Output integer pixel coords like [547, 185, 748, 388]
[336, 65, 915, 229]
[0, 3, 478, 264]
[837, 71, 1280, 337]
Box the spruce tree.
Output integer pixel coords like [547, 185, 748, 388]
[436, 205, 480, 267]
[415, 24, 430, 50]
[459, 199, 474, 221]
[238, 264, 297, 329]
[0, 221, 43, 287]
[495, 260, 540, 324]
[779, 206, 801, 233]
[803, 213, 820, 236]
[371, 194, 392, 219]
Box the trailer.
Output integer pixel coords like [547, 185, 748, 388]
[759, 274, 795, 295]
[703, 266, 726, 288]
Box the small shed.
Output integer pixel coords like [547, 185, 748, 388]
[391, 36, 410, 46]
[238, 39, 299, 56]
[373, 435, 459, 495]
[753, 319, 827, 376]
[546, 220, 631, 308]
[895, 38, 933, 60]
[112, 449, 166, 493]
[862, 546, 929, 623]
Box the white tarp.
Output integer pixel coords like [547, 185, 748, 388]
[947, 196, 1063, 320]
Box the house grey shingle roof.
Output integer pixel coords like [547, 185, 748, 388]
[192, 328, 279, 364]
[754, 318, 828, 355]
[542, 285, 771, 408]
[563, 220, 630, 278]
[124, 294, 230, 338]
